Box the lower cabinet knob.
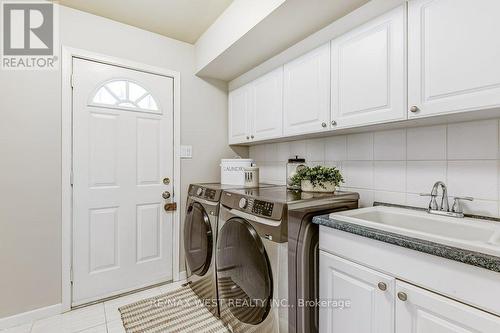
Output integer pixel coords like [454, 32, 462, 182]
[251, 135, 254, 139]
[378, 282, 387, 291]
[409, 105, 419, 113]
[331, 120, 337, 126]
[321, 122, 327, 128]
[246, 136, 250, 140]
[397, 292, 408, 301]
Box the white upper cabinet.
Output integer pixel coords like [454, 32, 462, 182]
[408, 0, 500, 118]
[396, 280, 500, 333]
[284, 43, 331, 136]
[228, 85, 250, 144]
[250, 67, 284, 141]
[319, 251, 395, 333]
[331, 5, 406, 128]
[229, 67, 283, 144]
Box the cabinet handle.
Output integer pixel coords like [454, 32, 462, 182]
[331, 120, 337, 126]
[321, 122, 327, 128]
[397, 292, 408, 301]
[251, 135, 254, 139]
[377, 282, 387, 291]
[409, 105, 419, 113]
[246, 136, 250, 140]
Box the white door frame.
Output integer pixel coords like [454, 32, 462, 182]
[61, 46, 182, 312]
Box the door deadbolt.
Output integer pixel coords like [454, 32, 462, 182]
[162, 191, 171, 199]
[164, 203, 177, 212]
[163, 177, 170, 185]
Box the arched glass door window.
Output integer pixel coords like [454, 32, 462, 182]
[90, 79, 159, 112]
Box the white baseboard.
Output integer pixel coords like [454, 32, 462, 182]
[178, 271, 187, 281]
[0, 303, 62, 330]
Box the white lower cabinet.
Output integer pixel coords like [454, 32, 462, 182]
[319, 251, 500, 333]
[319, 251, 395, 333]
[396, 280, 500, 333]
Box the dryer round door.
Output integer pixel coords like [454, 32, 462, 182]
[217, 217, 273, 325]
[184, 201, 213, 276]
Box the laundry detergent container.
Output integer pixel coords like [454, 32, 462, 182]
[220, 159, 254, 185]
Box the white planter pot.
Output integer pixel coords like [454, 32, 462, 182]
[300, 180, 336, 193]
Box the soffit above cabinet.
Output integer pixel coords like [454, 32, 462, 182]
[196, 0, 373, 81]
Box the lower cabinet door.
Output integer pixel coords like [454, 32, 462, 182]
[319, 251, 395, 333]
[395, 280, 500, 333]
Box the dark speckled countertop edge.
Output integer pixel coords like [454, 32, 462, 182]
[313, 203, 500, 273]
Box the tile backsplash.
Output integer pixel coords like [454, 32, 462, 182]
[250, 119, 500, 217]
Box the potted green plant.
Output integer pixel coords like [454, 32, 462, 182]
[290, 165, 344, 193]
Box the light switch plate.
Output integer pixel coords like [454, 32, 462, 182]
[180, 145, 193, 159]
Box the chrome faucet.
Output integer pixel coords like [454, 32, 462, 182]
[421, 181, 473, 218]
[430, 181, 449, 212]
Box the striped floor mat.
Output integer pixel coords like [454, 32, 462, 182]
[119, 286, 230, 333]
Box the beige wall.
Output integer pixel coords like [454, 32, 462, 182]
[0, 5, 238, 318]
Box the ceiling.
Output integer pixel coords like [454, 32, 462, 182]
[56, 0, 233, 44]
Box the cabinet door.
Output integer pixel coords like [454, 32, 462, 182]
[396, 280, 500, 333]
[284, 43, 330, 136]
[408, 0, 500, 118]
[228, 85, 250, 144]
[250, 67, 283, 141]
[331, 5, 406, 128]
[319, 251, 395, 333]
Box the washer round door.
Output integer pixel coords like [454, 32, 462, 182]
[184, 201, 213, 276]
[217, 217, 273, 325]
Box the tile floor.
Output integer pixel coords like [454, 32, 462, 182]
[1, 281, 186, 333]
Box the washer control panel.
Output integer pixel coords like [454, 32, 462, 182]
[252, 200, 274, 217]
[221, 191, 284, 221]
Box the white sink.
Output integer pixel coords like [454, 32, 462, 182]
[330, 206, 500, 257]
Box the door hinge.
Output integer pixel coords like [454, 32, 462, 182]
[70, 170, 74, 186]
[70, 267, 74, 284]
[70, 74, 75, 88]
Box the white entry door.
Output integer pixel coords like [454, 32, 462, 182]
[72, 58, 174, 306]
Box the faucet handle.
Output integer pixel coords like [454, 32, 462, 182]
[451, 196, 474, 214]
[420, 193, 438, 210]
